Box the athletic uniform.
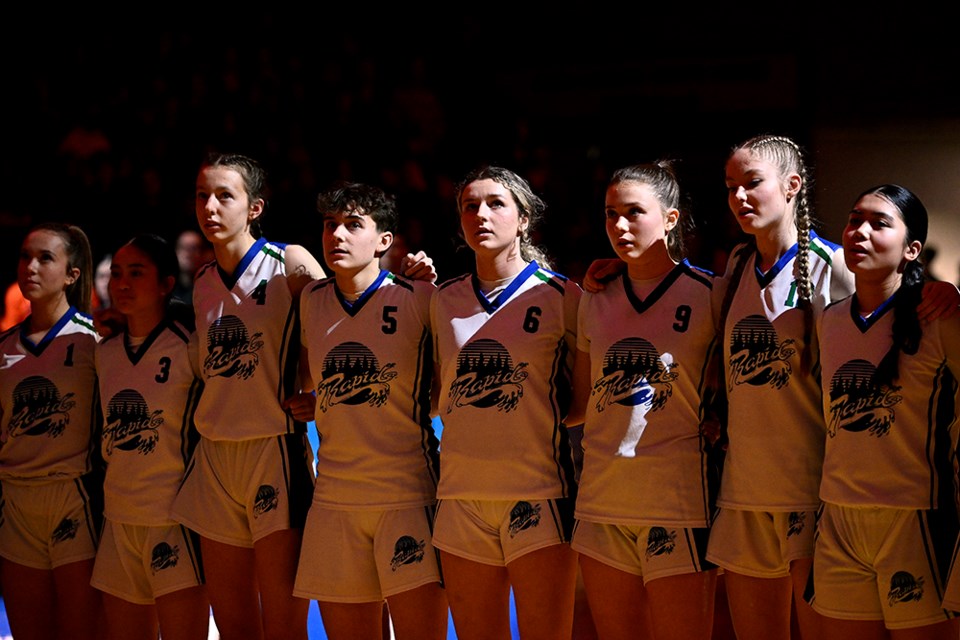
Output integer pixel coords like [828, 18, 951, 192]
[812, 293, 960, 628]
[0, 307, 102, 569]
[293, 270, 442, 602]
[91, 318, 204, 604]
[706, 234, 854, 577]
[431, 261, 580, 565]
[171, 238, 314, 547]
[573, 263, 717, 581]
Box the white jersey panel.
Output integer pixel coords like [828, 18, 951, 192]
[718, 233, 854, 511]
[432, 262, 580, 501]
[0, 308, 99, 481]
[300, 271, 439, 510]
[193, 238, 301, 440]
[576, 263, 716, 527]
[819, 296, 960, 509]
[96, 320, 202, 525]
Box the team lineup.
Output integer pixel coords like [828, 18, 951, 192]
[1, 135, 960, 640]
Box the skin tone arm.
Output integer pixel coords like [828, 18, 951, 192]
[566, 349, 591, 428]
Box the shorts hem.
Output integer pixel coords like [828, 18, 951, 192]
[292, 589, 380, 604]
[812, 602, 950, 629]
[571, 542, 642, 577]
[91, 582, 155, 606]
[432, 539, 505, 567]
[503, 540, 567, 566]
[1, 550, 98, 571]
[170, 514, 253, 549]
[705, 553, 791, 579]
[381, 575, 444, 600]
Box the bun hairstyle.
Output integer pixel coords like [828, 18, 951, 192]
[31, 223, 93, 315]
[456, 166, 552, 271]
[201, 153, 268, 238]
[858, 184, 928, 386]
[608, 160, 689, 262]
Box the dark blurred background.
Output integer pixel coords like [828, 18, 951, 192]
[3, 11, 959, 295]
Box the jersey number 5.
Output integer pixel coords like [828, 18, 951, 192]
[382, 306, 398, 334]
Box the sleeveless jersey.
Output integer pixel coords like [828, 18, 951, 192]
[819, 295, 960, 510]
[96, 319, 202, 525]
[0, 308, 99, 481]
[576, 262, 717, 527]
[193, 238, 303, 440]
[300, 270, 439, 510]
[431, 261, 580, 501]
[718, 233, 854, 511]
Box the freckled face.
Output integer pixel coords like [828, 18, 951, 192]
[458, 179, 526, 258]
[17, 230, 77, 304]
[843, 193, 917, 276]
[725, 149, 796, 237]
[604, 181, 675, 265]
[195, 167, 262, 246]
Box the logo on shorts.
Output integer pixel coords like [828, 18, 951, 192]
[447, 339, 527, 413]
[645, 527, 677, 559]
[51, 517, 79, 544]
[8, 375, 75, 438]
[150, 542, 180, 574]
[203, 315, 264, 380]
[593, 338, 677, 457]
[390, 535, 426, 571]
[787, 511, 806, 537]
[888, 570, 924, 605]
[827, 359, 901, 438]
[253, 485, 279, 518]
[315, 342, 397, 412]
[104, 389, 163, 455]
[728, 315, 795, 390]
[508, 501, 542, 538]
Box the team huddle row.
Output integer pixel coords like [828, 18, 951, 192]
[2, 135, 960, 640]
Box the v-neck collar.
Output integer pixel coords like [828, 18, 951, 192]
[218, 237, 266, 290]
[850, 292, 897, 333]
[472, 261, 540, 314]
[753, 243, 798, 288]
[622, 261, 686, 314]
[122, 319, 169, 365]
[20, 307, 75, 356]
[335, 270, 389, 317]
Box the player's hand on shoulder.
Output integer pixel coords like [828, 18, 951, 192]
[583, 258, 625, 293]
[918, 280, 960, 324]
[400, 251, 437, 284]
[94, 307, 126, 338]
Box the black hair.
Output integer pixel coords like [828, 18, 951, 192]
[316, 182, 398, 234]
[858, 184, 928, 386]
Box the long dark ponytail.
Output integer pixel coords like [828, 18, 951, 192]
[861, 184, 928, 386]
